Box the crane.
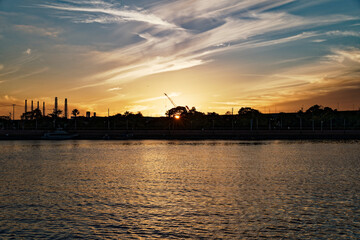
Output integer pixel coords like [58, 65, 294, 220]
[164, 93, 191, 112]
[164, 93, 177, 108]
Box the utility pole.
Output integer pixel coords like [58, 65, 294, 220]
[108, 108, 110, 130]
[232, 107, 234, 130]
[330, 119, 332, 131]
[311, 112, 314, 132]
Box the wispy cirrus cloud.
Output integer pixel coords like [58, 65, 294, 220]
[11, 67, 49, 81]
[0, 48, 41, 79]
[124, 105, 150, 113]
[15, 25, 60, 38]
[325, 48, 360, 64]
[38, 0, 359, 92]
[326, 30, 360, 37]
[135, 92, 181, 104]
[39, 3, 176, 28]
[312, 39, 326, 43]
[107, 87, 122, 92]
[0, 95, 23, 107]
[212, 47, 360, 110]
[32, 0, 360, 113]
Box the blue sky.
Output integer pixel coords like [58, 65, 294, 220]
[0, 0, 359, 117]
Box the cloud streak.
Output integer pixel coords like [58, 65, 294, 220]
[36, 0, 358, 97]
[2, 0, 358, 115]
[39, 3, 176, 28]
[213, 47, 360, 110]
[135, 92, 181, 104]
[15, 25, 60, 38]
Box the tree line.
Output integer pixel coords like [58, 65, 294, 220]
[0, 105, 359, 130]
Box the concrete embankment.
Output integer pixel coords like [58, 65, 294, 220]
[1, 129, 360, 140]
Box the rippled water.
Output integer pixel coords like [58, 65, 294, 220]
[0, 140, 359, 239]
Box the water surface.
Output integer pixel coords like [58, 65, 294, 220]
[0, 140, 359, 239]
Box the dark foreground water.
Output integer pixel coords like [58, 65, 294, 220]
[0, 140, 359, 239]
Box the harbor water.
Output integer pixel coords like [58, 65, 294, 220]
[0, 140, 359, 239]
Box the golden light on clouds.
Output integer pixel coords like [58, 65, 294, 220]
[0, 0, 359, 118]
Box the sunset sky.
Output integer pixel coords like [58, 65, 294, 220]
[1, 0, 359, 118]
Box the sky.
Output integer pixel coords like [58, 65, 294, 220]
[0, 0, 359, 118]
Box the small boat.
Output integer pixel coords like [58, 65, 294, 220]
[41, 129, 78, 140]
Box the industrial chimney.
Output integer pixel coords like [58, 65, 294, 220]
[55, 97, 58, 112]
[43, 102, 45, 116]
[25, 100, 27, 113]
[37, 101, 39, 110]
[64, 98, 68, 119]
[31, 100, 33, 112]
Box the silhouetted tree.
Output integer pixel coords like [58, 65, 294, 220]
[124, 111, 131, 117]
[72, 109, 80, 130]
[322, 107, 336, 121]
[21, 109, 42, 120]
[207, 112, 219, 116]
[49, 109, 62, 119]
[166, 106, 187, 118]
[72, 109, 80, 118]
[238, 107, 261, 117]
[237, 108, 261, 130]
[305, 105, 322, 115]
[305, 105, 336, 120]
[33, 109, 42, 120]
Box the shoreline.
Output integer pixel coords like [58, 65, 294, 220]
[1, 129, 360, 140]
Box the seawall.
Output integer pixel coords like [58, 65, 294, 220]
[1, 129, 360, 140]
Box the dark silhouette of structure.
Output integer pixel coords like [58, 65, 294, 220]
[64, 98, 68, 119]
[2, 101, 360, 140]
[55, 97, 58, 113]
[164, 93, 193, 118]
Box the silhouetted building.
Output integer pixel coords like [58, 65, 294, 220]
[86, 111, 91, 118]
[93, 112, 96, 118]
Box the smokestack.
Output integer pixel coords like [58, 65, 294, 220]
[37, 101, 39, 110]
[64, 98, 68, 119]
[55, 97, 58, 112]
[31, 100, 33, 112]
[25, 100, 27, 113]
[43, 102, 45, 116]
